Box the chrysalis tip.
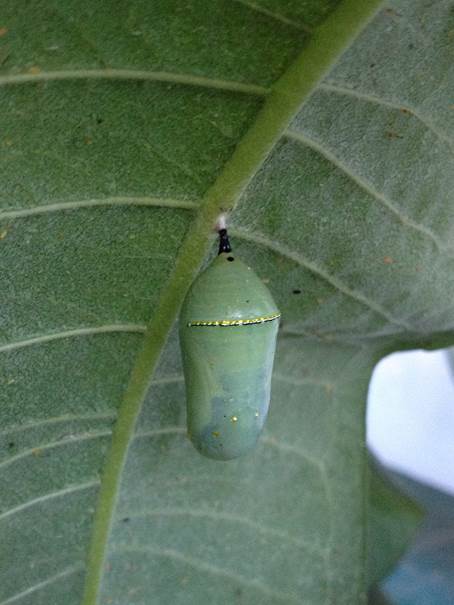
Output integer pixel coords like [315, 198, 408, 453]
[218, 228, 232, 255]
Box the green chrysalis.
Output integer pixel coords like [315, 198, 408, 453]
[179, 227, 280, 461]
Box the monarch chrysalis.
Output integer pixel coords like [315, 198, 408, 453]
[179, 226, 280, 460]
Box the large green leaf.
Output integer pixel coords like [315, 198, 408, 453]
[1, 1, 453, 604]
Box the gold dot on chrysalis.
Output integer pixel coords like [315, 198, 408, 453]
[231, 416, 238, 423]
[212, 431, 220, 438]
[254, 411, 259, 418]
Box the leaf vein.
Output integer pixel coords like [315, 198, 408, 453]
[0, 565, 83, 605]
[110, 546, 300, 603]
[0, 197, 198, 221]
[273, 372, 334, 391]
[0, 412, 116, 438]
[0, 70, 269, 96]
[261, 434, 324, 472]
[0, 379, 183, 440]
[232, 0, 312, 32]
[320, 81, 454, 153]
[122, 508, 327, 557]
[0, 431, 111, 470]
[231, 227, 413, 331]
[134, 427, 187, 440]
[0, 324, 146, 353]
[285, 129, 452, 254]
[0, 480, 99, 521]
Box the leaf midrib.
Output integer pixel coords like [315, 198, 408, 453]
[81, 2, 384, 603]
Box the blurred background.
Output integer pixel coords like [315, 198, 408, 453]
[368, 349, 454, 605]
[368, 348, 454, 496]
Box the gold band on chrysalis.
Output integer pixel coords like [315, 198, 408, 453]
[187, 312, 281, 327]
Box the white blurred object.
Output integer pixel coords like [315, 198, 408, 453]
[367, 349, 454, 496]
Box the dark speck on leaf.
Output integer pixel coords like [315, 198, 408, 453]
[227, 256, 234, 262]
[8, 442, 14, 448]
[385, 130, 404, 140]
[122, 517, 130, 523]
[293, 289, 301, 294]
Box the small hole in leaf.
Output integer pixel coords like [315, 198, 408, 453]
[293, 289, 302, 294]
[227, 256, 235, 262]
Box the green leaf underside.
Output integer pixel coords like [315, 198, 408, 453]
[1, 1, 453, 605]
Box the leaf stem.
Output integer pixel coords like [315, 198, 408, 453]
[81, 1, 384, 602]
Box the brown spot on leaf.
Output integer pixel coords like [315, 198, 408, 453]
[385, 130, 403, 140]
[384, 7, 402, 17]
[324, 383, 334, 395]
[383, 256, 394, 265]
[0, 27, 8, 37]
